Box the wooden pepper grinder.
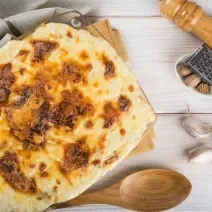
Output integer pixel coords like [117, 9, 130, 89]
[160, 0, 212, 48]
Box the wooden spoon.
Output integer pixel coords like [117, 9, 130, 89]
[59, 169, 192, 212]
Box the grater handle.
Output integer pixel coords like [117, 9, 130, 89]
[160, 0, 212, 48]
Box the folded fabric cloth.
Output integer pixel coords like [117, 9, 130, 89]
[0, 0, 94, 46]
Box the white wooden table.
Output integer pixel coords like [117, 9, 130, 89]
[55, 1, 212, 211]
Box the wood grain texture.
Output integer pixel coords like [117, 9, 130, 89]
[54, 114, 212, 212]
[89, 0, 212, 17]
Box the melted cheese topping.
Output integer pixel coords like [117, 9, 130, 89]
[0, 23, 155, 212]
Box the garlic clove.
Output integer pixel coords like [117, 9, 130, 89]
[183, 116, 212, 139]
[189, 146, 212, 165]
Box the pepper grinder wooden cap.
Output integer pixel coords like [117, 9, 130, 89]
[160, 0, 212, 48]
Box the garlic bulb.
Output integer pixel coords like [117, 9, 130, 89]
[183, 116, 212, 139]
[189, 146, 212, 165]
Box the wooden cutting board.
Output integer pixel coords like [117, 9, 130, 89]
[85, 20, 156, 158]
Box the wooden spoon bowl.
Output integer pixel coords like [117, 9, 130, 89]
[120, 169, 192, 211]
[58, 169, 192, 212]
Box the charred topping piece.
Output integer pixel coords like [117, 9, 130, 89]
[49, 89, 94, 130]
[60, 137, 90, 173]
[15, 86, 32, 106]
[101, 54, 116, 80]
[22, 139, 46, 151]
[31, 40, 57, 62]
[102, 102, 120, 128]
[117, 95, 132, 112]
[63, 63, 84, 83]
[91, 159, 100, 166]
[104, 61, 116, 80]
[61, 61, 92, 84]
[39, 162, 48, 177]
[17, 50, 30, 62]
[84, 120, 93, 129]
[0, 88, 10, 104]
[0, 152, 37, 193]
[0, 63, 14, 104]
[31, 101, 50, 135]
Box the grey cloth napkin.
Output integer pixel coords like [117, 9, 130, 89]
[0, 0, 94, 47]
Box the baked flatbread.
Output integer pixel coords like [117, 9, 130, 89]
[0, 23, 155, 212]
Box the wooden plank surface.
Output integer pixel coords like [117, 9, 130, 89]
[89, 0, 212, 17]
[54, 115, 212, 212]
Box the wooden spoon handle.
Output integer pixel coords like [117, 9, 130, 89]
[160, 0, 212, 48]
[58, 180, 125, 209]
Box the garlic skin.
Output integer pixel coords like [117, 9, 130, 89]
[183, 116, 212, 139]
[189, 146, 212, 165]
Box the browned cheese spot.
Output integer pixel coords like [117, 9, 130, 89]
[19, 68, 25, 75]
[84, 120, 93, 129]
[53, 185, 58, 192]
[31, 101, 50, 135]
[105, 61, 116, 80]
[56, 179, 61, 185]
[101, 54, 116, 80]
[85, 63, 93, 71]
[60, 137, 90, 173]
[80, 50, 89, 60]
[6, 99, 49, 150]
[0, 152, 37, 193]
[0, 63, 14, 104]
[0, 140, 8, 150]
[91, 159, 100, 166]
[102, 102, 120, 129]
[132, 115, 136, 120]
[49, 88, 94, 130]
[93, 81, 99, 87]
[39, 162, 46, 173]
[67, 31, 72, 38]
[33, 75, 51, 100]
[39, 162, 49, 177]
[120, 128, 126, 136]
[29, 164, 35, 169]
[22, 139, 46, 151]
[36, 191, 52, 201]
[61, 60, 92, 84]
[30, 40, 57, 62]
[104, 152, 118, 165]
[129, 85, 134, 92]
[15, 85, 32, 106]
[17, 50, 30, 62]
[117, 95, 132, 112]
[40, 171, 48, 178]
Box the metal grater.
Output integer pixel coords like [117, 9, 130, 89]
[187, 44, 212, 86]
